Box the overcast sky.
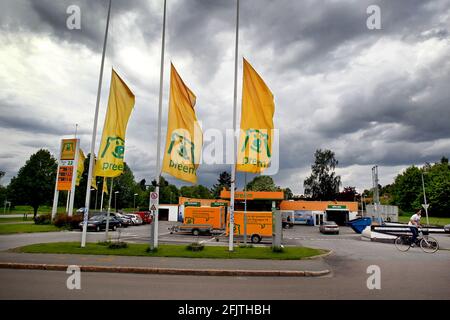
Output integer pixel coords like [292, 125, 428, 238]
[1, 0, 449, 194]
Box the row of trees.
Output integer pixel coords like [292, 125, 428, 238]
[1, 149, 449, 218]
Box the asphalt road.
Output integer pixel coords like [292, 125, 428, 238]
[0, 223, 449, 299]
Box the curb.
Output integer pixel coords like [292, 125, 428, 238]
[0, 262, 330, 277]
[303, 250, 333, 260]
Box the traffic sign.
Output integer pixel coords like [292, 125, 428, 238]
[150, 192, 158, 212]
[422, 204, 429, 210]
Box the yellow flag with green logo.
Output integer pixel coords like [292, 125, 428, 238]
[102, 177, 109, 195]
[237, 58, 275, 173]
[76, 149, 86, 186]
[162, 64, 203, 184]
[95, 69, 135, 177]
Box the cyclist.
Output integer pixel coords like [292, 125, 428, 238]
[408, 209, 422, 246]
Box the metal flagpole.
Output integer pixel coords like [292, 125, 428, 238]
[105, 178, 113, 241]
[229, 0, 240, 252]
[81, 0, 112, 247]
[150, 0, 167, 249]
[244, 172, 247, 245]
[100, 178, 106, 211]
[421, 172, 429, 225]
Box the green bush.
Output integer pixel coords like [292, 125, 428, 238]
[108, 242, 128, 249]
[146, 247, 158, 253]
[186, 243, 204, 252]
[34, 214, 51, 225]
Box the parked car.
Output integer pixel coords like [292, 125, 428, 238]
[125, 213, 143, 225]
[109, 212, 133, 227]
[78, 215, 121, 232]
[135, 211, 153, 224]
[319, 221, 340, 234]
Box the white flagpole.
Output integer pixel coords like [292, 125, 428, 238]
[105, 178, 114, 241]
[229, 0, 240, 252]
[100, 177, 106, 211]
[150, 0, 167, 249]
[81, 0, 112, 248]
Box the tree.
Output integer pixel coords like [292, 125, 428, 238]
[303, 149, 341, 200]
[391, 166, 422, 213]
[391, 159, 450, 216]
[337, 186, 357, 201]
[211, 171, 231, 198]
[283, 187, 294, 200]
[246, 175, 279, 192]
[0, 171, 6, 207]
[180, 185, 213, 199]
[7, 149, 57, 218]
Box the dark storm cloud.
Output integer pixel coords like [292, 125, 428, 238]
[0, 101, 90, 136]
[317, 52, 450, 143]
[0, 0, 158, 52]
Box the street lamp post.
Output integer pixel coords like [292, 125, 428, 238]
[134, 193, 138, 209]
[114, 191, 119, 212]
[95, 183, 99, 211]
[90, 188, 95, 209]
[421, 172, 430, 225]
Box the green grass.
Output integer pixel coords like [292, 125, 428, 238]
[398, 215, 450, 226]
[0, 217, 34, 224]
[0, 224, 62, 235]
[12, 242, 327, 260]
[1, 206, 66, 215]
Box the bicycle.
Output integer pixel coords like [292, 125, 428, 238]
[395, 228, 439, 253]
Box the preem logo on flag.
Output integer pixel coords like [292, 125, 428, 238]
[166, 130, 198, 176]
[101, 136, 125, 160]
[240, 129, 271, 169]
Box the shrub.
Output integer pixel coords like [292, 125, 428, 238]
[272, 246, 284, 253]
[53, 214, 83, 230]
[187, 242, 204, 252]
[34, 214, 51, 225]
[108, 242, 128, 249]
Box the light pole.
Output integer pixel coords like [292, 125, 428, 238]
[134, 193, 138, 209]
[95, 183, 99, 211]
[421, 172, 430, 225]
[114, 191, 119, 212]
[90, 188, 95, 209]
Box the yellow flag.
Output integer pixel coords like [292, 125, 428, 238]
[76, 149, 86, 186]
[162, 64, 203, 184]
[95, 69, 135, 177]
[102, 177, 109, 195]
[236, 58, 275, 173]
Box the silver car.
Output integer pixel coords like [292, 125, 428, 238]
[319, 221, 340, 234]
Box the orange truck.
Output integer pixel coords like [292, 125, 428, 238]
[226, 211, 273, 243]
[172, 206, 226, 236]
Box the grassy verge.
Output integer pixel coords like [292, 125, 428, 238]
[0, 224, 62, 235]
[0, 217, 34, 224]
[12, 242, 327, 260]
[398, 215, 450, 226]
